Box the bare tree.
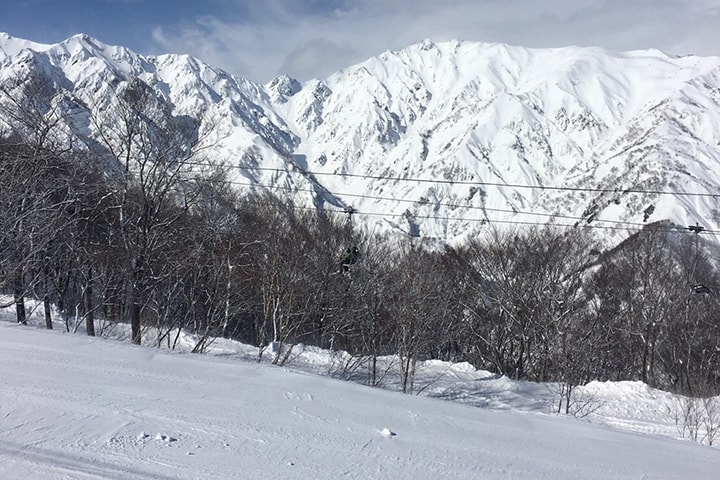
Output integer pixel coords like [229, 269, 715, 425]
[0, 71, 84, 326]
[0, 139, 85, 325]
[241, 196, 319, 363]
[0, 69, 81, 152]
[592, 224, 685, 387]
[332, 235, 396, 386]
[461, 227, 593, 382]
[90, 77, 211, 345]
[380, 244, 465, 393]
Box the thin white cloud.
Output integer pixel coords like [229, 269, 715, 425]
[150, 0, 720, 83]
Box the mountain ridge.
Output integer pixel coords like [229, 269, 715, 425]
[1, 32, 720, 245]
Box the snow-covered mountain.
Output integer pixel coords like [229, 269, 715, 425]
[2, 33, 720, 245]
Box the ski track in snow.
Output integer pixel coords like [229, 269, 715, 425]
[1, 310, 720, 479]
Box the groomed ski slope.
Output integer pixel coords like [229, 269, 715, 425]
[1, 320, 719, 479]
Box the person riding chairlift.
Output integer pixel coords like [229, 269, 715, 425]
[340, 246, 359, 272]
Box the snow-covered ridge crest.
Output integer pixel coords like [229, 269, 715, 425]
[0, 31, 54, 58]
[2, 32, 720, 245]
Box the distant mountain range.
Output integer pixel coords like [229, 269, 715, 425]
[2, 32, 720, 245]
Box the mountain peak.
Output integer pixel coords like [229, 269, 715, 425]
[62, 33, 107, 52]
[266, 74, 301, 102]
[419, 38, 436, 51]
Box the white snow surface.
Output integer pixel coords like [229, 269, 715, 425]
[2, 305, 720, 479]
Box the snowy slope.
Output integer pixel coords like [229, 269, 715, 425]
[279, 40, 720, 242]
[2, 33, 720, 244]
[2, 319, 720, 480]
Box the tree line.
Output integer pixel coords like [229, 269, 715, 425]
[1, 73, 719, 398]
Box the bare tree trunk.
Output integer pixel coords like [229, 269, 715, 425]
[130, 299, 141, 345]
[222, 254, 231, 338]
[43, 297, 53, 329]
[14, 276, 26, 325]
[43, 266, 53, 329]
[130, 273, 142, 344]
[83, 268, 95, 337]
[641, 322, 656, 386]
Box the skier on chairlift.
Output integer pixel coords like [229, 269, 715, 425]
[340, 246, 360, 272]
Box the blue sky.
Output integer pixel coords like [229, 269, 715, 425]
[1, 0, 719, 83]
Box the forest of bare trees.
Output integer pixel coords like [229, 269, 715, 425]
[1, 75, 719, 399]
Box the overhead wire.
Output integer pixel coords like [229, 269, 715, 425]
[173, 158, 720, 235]
[187, 162, 720, 199]
[192, 163, 720, 234]
[200, 175, 720, 236]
